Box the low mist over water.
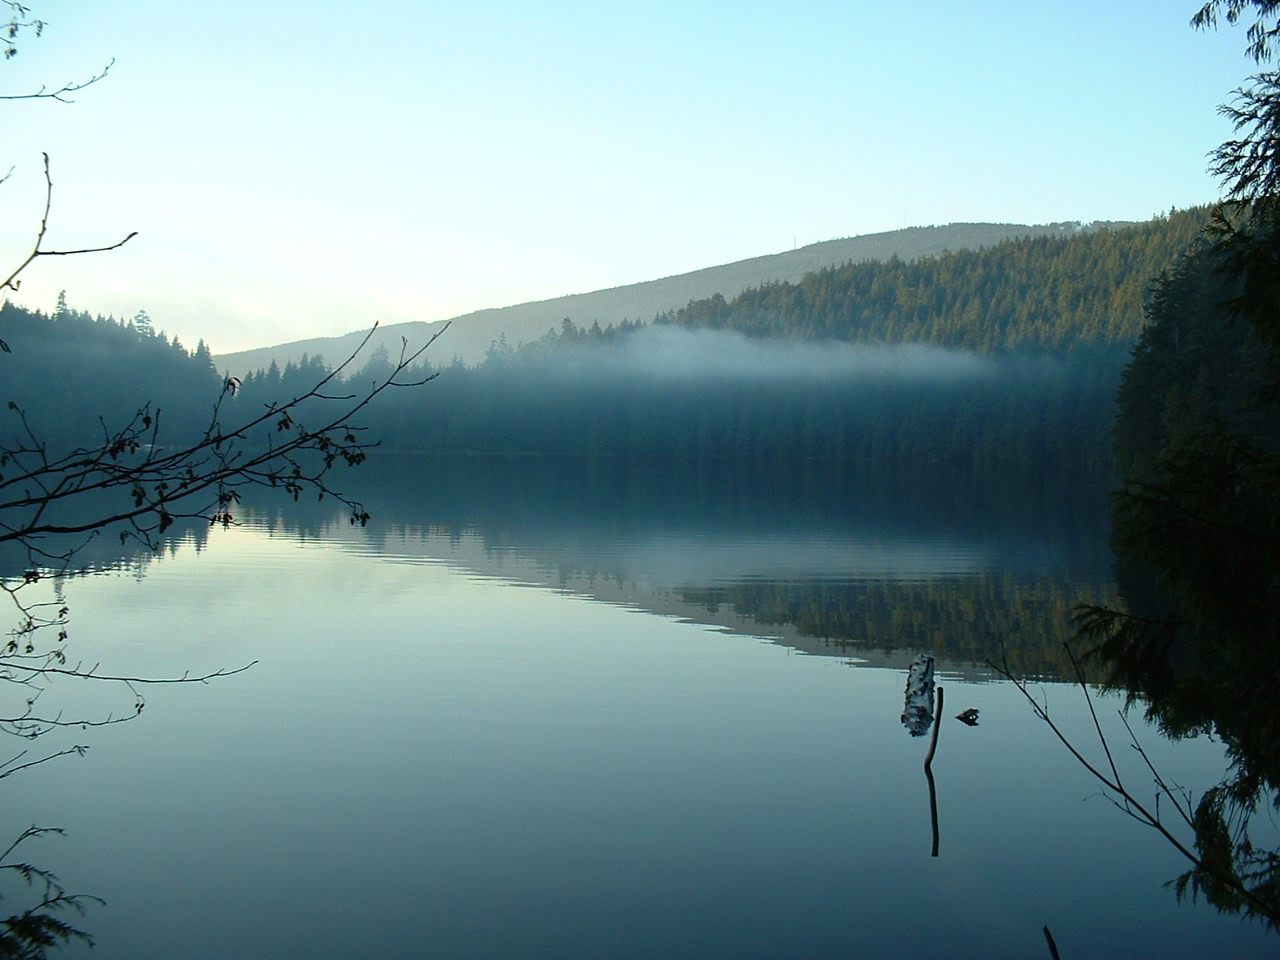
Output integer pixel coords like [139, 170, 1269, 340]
[556, 325, 1001, 383]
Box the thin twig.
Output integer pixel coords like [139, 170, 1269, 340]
[1063, 644, 1125, 806]
[0, 59, 114, 102]
[1, 153, 136, 294]
[989, 651, 1276, 920]
[0, 660, 258, 683]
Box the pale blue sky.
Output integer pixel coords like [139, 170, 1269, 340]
[0, 1, 1255, 352]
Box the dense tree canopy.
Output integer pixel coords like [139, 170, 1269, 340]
[0, 299, 223, 447]
[657, 210, 1211, 352]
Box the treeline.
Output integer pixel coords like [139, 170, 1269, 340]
[2, 207, 1218, 471]
[350, 324, 1127, 471]
[315, 209, 1209, 469]
[0, 298, 223, 447]
[659, 207, 1212, 351]
[0, 307, 1131, 472]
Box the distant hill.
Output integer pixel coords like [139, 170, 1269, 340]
[660, 207, 1212, 351]
[214, 220, 1109, 377]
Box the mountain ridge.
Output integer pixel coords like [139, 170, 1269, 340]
[214, 220, 1119, 377]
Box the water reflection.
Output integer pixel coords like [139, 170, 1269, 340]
[0, 512, 225, 958]
[0, 454, 1272, 957]
[1075, 432, 1280, 929]
[320, 455, 1119, 679]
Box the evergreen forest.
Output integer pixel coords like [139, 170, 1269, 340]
[0, 297, 223, 449]
[659, 208, 1210, 350]
[0, 206, 1220, 477]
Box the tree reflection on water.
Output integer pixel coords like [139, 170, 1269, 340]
[1074, 428, 1280, 930]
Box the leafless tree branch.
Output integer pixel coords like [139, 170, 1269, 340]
[0, 153, 137, 302]
[0, 745, 85, 780]
[0, 151, 446, 743]
[0, 58, 114, 102]
[989, 644, 1278, 924]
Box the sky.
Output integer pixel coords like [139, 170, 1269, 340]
[0, 0, 1259, 354]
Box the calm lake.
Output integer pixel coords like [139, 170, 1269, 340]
[4, 457, 1275, 959]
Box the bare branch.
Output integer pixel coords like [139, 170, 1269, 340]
[0, 320, 448, 547]
[1, 153, 137, 296]
[0, 745, 86, 780]
[1063, 644, 1126, 808]
[0, 132, 445, 749]
[989, 648, 1278, 923]
[0, 58, 114, 102]
[0, 313, 446, 737]
[0, 660, 258, 684]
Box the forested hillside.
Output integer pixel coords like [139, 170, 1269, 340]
[660, 207, 1211, 351]
[3, 206, 1217, 474]
[319, 209, 1212, 470]
[214, 219, 1100, 377]
[0, 299, 223, 448]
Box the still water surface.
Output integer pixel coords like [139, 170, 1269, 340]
[5, 459, 1274, 958]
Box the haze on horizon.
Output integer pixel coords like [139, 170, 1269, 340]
[0, 0, 1253, 353]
